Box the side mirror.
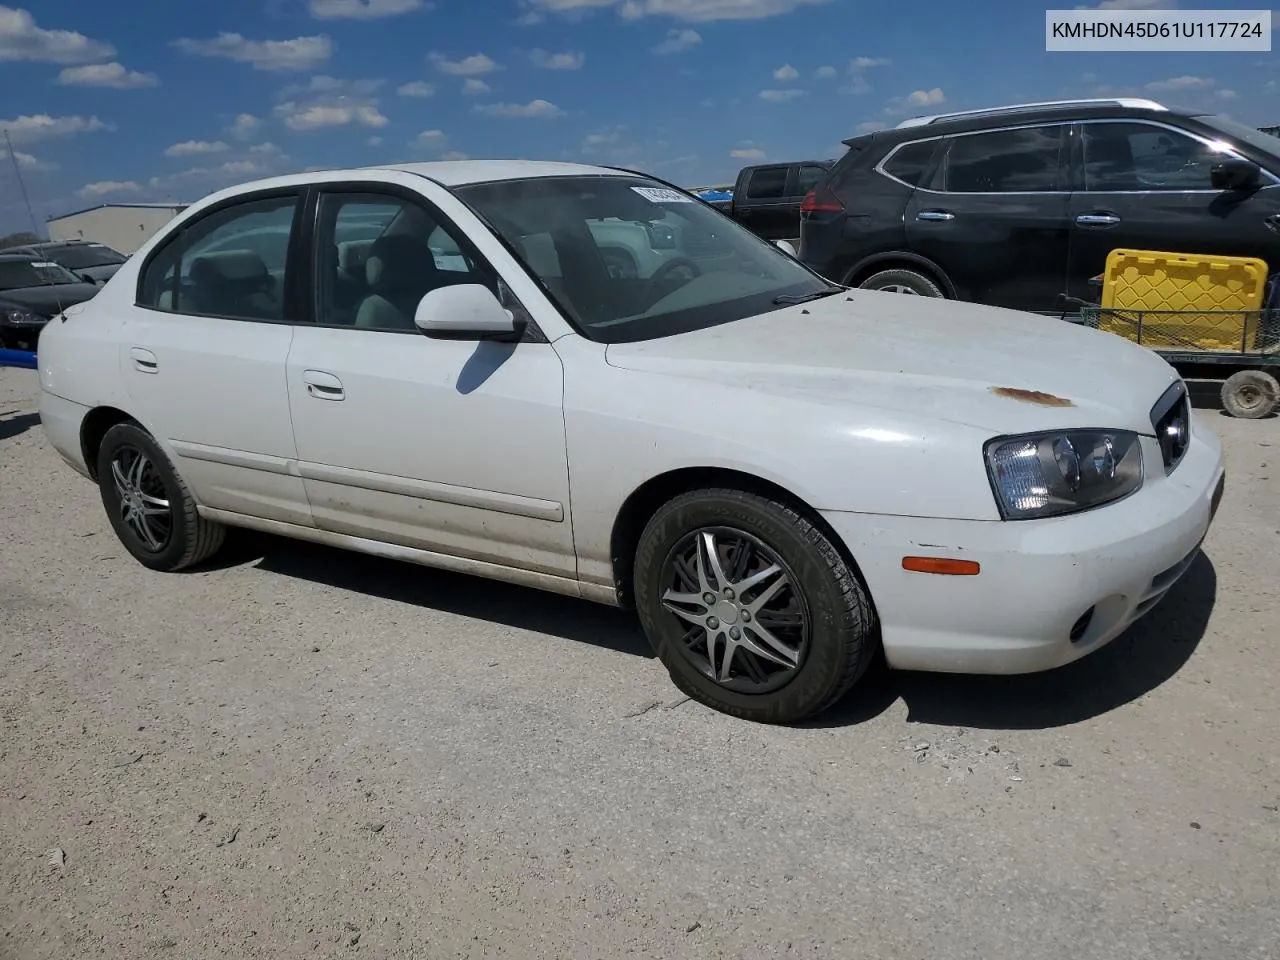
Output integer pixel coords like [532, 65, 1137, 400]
[1210, 157, 1261, 192]
[775, 239, 798, 258]
[414, 283, 525, 342]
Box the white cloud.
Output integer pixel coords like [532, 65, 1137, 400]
[463, 78, 491, 95]
[148, 159, 272, 193]
[854, 120, 886, 134]
[274, 75, 389, 131]
[814, 65, 837, 79]
[172, 33, 332, 72]
[308, 0, 425, 18]
[885, 87, 946, 114]
[759, 88, 804, 102]
[430, 52, 499, 76]
[229, 113, 263, 139]
[531, 0, 831, 21]
[1217, 88, 1239, 99]
[56, 62, 159, 89]
[652, 28, 701, 53]
[249, 142, 283, 155]
[79, 180, 142, 198]
[164, 140, 230, 158]
[414, 128, 447, 145]
[773, 63, 799, 81]
[367, 135, 384, 146]
[582, 127, 625, 152]
[397, 80, 435, 97]
[0, 5, 115, 63]
[0, 148, 55, 171]
[530, 49, 585, 69]
[0, 113, 110, 144]
[474, 99, 564, 118]
[1145, 75, 1214, 91]
[730, 147, 765, 159]
[440, 150, 470, 161]
[851, 56, 889, 69]
[839, 56, 888, 95]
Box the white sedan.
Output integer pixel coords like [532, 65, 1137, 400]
[36, 160, 1225, 723]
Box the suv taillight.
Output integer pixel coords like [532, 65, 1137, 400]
[800, 185, 844, 214]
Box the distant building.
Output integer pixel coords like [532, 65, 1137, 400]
[47, 202, 188, 255]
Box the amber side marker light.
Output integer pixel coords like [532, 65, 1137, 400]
[901, 557, 981, 576]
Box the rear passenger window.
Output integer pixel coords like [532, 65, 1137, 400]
[944, 126, 1063, 193]
[138, 194, 299, 321]
[745, 166, 789, 200]
[882, 140, 937, 187]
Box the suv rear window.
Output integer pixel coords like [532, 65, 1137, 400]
[944, 126, 1063, 193]
[881, 141, 937, 187]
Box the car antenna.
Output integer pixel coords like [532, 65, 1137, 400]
[3, 128, 43, 240]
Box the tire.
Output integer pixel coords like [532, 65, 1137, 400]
[633, 488, 877, 724]
[858, 268, 945, 297]
[96, 422, 226, 571]
[1220, 370, 1280, 419]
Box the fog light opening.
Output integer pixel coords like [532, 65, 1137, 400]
[1069, 607, 1096, 643]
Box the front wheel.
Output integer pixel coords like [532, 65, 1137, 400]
[633, 489, 877, 724]
[97, 422, 226, 571]
[858, 268, 944, 297]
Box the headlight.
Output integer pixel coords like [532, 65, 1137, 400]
[2, 307, 43, 326]
[985, 429, 1143, 520]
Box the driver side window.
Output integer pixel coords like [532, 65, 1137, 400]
[1082, 122, 1224, 192]
[314, 192, 498, 332]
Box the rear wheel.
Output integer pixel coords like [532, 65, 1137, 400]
[859, 268, 944, 297]
[96, 423, 225, 571]
[633, 488, 877, 724]
[1221, 370, 1280, 419]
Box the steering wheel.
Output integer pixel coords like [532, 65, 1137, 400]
[644, 257, 702, 300]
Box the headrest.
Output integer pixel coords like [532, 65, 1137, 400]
[365, 234, 437, 295]
[190, 251, 269, 284]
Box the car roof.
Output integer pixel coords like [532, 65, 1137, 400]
[361, 159, 634, 187]
[0, 253, 43, 263]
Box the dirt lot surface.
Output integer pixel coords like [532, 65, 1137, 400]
[2, 366, 1278, 959]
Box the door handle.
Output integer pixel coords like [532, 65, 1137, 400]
[302, 369, 345, 401]
[1266, 214, 1280, 233]
[129, 347, 158, 374]
[1076, 213, 1121, 227]
[916, 210, 955, 222]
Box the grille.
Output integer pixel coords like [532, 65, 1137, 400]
[1150, 381, 1191, 474]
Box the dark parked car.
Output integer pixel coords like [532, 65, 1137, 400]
[0, 254, 101, 351]
[799, 98, 1280, 313]
[0, 239, 128, 285]
[717, 160, 833, 241]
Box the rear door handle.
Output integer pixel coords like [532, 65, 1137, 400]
[302, 369, 345, 401]
[916, 210, 955, 222]
[129, 347, 158, 374]
[1076, 213, 1121, 227]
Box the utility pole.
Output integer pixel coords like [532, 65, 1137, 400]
[3, 128, 43, 238]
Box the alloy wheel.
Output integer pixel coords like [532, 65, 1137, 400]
[110, 446, 174, 552]
[658, 527, 810, 693]
[879, 284, 920, 295]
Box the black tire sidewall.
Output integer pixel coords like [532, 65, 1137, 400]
[860, 268, 944, 297]
[634, 490, 864, 723]
[97, 423, 193, 570]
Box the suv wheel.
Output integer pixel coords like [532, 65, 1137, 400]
[96, 422, 226, 571]
[859, 268, 944, 297]
[633, 488, 877, 724]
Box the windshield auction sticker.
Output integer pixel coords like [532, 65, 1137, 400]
[631, 186, 694, 203]
[1046, 9, 1271, 51]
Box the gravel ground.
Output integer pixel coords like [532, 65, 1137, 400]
[2, 365, 1278, 959]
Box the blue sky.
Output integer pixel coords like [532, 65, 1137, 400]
[1, 0, 1278, 235]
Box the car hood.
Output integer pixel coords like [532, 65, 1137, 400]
[0, 283, 100, 317]
[604, 290, 1179, 436]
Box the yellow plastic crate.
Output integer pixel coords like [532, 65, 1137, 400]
[1100, 248, 1269, 351]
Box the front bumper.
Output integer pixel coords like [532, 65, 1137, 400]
[822, 428, 1225, 675]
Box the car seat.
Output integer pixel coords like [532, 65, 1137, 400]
[355, 234, 441, 330]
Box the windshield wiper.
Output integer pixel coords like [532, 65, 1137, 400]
[772, 288, 843, 306]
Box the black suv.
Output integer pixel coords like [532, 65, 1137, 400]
[799, 99, 1280, 314]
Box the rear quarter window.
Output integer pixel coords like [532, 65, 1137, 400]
[880, 140, 939, 187]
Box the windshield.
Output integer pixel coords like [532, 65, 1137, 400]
[1195, 115, 1280, 159]
[452, 175, 837, 343]
[0, 259, 82, 290]
[47, 244, 127, 270]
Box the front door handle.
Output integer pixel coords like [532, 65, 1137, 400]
[129, 347, 158, 374]
[1076, 213, 1121, 227]
[302, 369, 345, 401]
[916, 210, 955, 222]
[1266, 214, 1280, 233]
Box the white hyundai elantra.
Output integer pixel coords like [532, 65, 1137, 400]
[37, 160, 1224, 723]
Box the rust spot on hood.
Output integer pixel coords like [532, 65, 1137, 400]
[990, 386, 1075, 407]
